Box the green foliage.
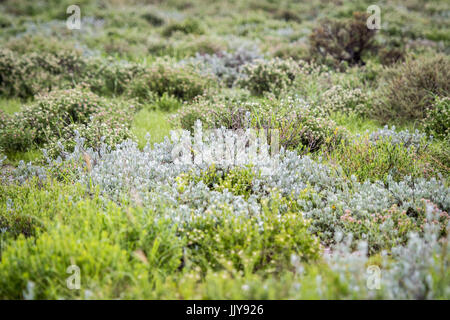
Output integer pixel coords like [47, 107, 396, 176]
[0, 180, 183, 299]
[0, 116, 35, 152]
[320, 85, 370, 116]
[326, 135, 434, 183]
[377, 53, 450, 121]
[1, 0, 449, 300]
[238, 58, 300, 96]
[155, 93, 182, 112]
[0, 49, 87, 99]
[180, 192, 320, 274]
[177, 164, 258, 199]
[131, 109, 172, 148]
[0, 180, 320, 299]
[85, 58, 146, 96]
[1, 0, 96, 18]
[127, 61, 212, 102]
[0, 88, 135, 155]
[162, 18, 205, 37]
[141, 12, 165, 27]
[378, 46, 405, 66]
[423, 96, 450, 139]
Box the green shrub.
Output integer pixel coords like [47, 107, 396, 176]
[376, 53, 450, 121]
[85, 58, 146, 96]
[177, 164, 258, 200]
[0, 49, 88, 99]
[127, 61, 212, 101]
[0, 210, 41, 239]
[0, 49, 150, 99]
[162, 18, 204, 37]
[1, 0, 96, 18]
[181, 192, 320, 274]
[309, 12, 377, 67]
[238, 58, 300, 95]
[0, 117, 36, 152]
[423, 96, 450, 139]
[0, 180, 184, 299]
[141, 12, 165, 26]
[4, 35, 81, 56]
[270, 42, 309, 61]
[378, 46, 405, 66]
[320, 85, 370, 116]
[45, 109, 135, 158]
[0, 88, 135, 155]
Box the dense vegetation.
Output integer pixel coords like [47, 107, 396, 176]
[0, 0, 449, 299]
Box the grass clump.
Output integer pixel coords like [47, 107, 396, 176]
[325, 134, 434, 183]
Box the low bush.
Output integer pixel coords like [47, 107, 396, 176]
[0, 49, 149, 99]
[162, 18, 204, 37]
[0, 88, 135, 156]
[320, 85, 370, 116]
[378, 46, 405, 66]
[423, 96, 450, 139]
[153, 93, 182, 112]
[177, 164, 258, 200]
[309, 12, 377, 68]
[238, 58, 300, 96]
[181, 192, 320, 274]
[340, 200, 449, 254]
[85, 58, 146, 96]
[0, 118, 35, 153]
[0, 179, 187, 299]
[0, 49, 88, 99]
[127, 61, 213, 102]
[376, 53, 450, 121]
[141, 12, 165, 26]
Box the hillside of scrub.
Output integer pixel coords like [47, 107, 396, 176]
[0, 0, 449, 299]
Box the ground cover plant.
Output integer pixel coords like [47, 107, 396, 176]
[0, 0, 449, 300]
